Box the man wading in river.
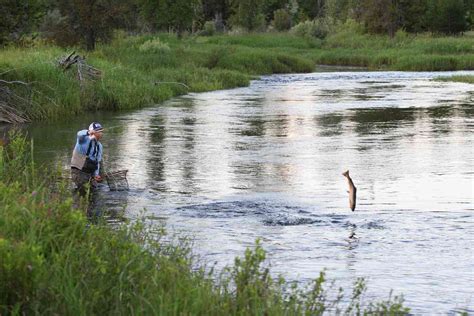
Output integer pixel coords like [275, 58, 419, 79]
[70, 122, 104, 195]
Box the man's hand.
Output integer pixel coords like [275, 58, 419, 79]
[94, 175, 103, 182]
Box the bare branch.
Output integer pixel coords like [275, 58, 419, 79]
[154, 81, 190, 90]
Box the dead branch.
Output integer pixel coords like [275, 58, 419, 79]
[0, 85, 30, 124]
[0, 76, 47, 124]
[154, 81, 190, 90]
[57, 52, 102, 87]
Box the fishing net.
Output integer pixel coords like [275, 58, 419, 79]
[105, 170, 129, 191]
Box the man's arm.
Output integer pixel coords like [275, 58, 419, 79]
[77, 130, 89, 144]
[94, 162, 100, 177]
[93, 143, 103, 180]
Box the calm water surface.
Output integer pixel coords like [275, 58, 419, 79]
[21, 70, 474, 314]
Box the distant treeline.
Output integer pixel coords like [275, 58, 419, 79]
[1, 0, 473, 50]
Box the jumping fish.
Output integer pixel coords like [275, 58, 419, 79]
[342, 170, 357, 212]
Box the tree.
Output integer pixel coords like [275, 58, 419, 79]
[325, 0, 351, 22]
[0, 0, 46, 45]
[396, 0, 429, 33]
[262, 0, 289, 23]
[467, 0, 474, 30]
[297, 0, 325, 20]
[167, 0, 202, 36]
[229, 0, 266, 31]
[425, 0, 468, 34]
[54, 0, 131, 50]
[202, 0, 231, 31]
[272, 8, 292, 30]
[355, 0, 400, 36]
[138, 0, 201, 36]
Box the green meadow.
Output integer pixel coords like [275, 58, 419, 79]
[1, 31, 473, 122]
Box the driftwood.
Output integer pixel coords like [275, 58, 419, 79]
[57, 51, 102, 86]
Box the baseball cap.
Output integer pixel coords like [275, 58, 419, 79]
[88, 122, 104, 132]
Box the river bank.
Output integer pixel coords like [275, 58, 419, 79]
[437, 75, 474, 83]
[1, 32, 473, 122]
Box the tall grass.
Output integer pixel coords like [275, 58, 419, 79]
[318, 28, 474, 70]
[0, 132, 410, 314]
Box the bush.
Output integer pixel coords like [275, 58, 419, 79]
[203, 21, 216, 36]
[393, 29, 410, 46]
[272, 9, 292, 31]
[230, 13, 266, 32]
[138, 38, 171, 53]
[291, 17, 334, 39]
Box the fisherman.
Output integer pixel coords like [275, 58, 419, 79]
[71, 122, 104, 194]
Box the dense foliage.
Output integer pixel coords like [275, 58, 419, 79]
[1, 0, 472, 48]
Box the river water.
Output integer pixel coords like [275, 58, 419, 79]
[17, 70, 474, 314]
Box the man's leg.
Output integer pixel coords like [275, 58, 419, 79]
[71, 168, 92, 209]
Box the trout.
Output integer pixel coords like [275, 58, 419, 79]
[342, 170, 357, 212]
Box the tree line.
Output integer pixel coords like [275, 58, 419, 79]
[1, 0, 473, 50]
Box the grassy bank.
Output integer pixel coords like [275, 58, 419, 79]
[436, 75, 474, 84]
[0, 132, 409, 314]
[206, 31, 474, 71]
[1, 31, 473, 122]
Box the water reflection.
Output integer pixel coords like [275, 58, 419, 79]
[349, 107, 417, 136]
[148, 115, 167, 187]
[239, 118, 266, 137]
[315, 113, 344, 137]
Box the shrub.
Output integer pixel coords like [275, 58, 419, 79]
[272, 9, 292, 31]
[138, 38, 171, 53]
[291, 17, 334, 39]
[203, 21, 216, 36]
[228, 26, 247, 35]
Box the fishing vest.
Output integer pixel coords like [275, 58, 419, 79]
[71, 139, 99, 174]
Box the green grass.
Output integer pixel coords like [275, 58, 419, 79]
[0, 31, 473, 122]
[317, 31, 474, 70]
[0, 132, 410, 314]
[435, 75, 474, 84]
